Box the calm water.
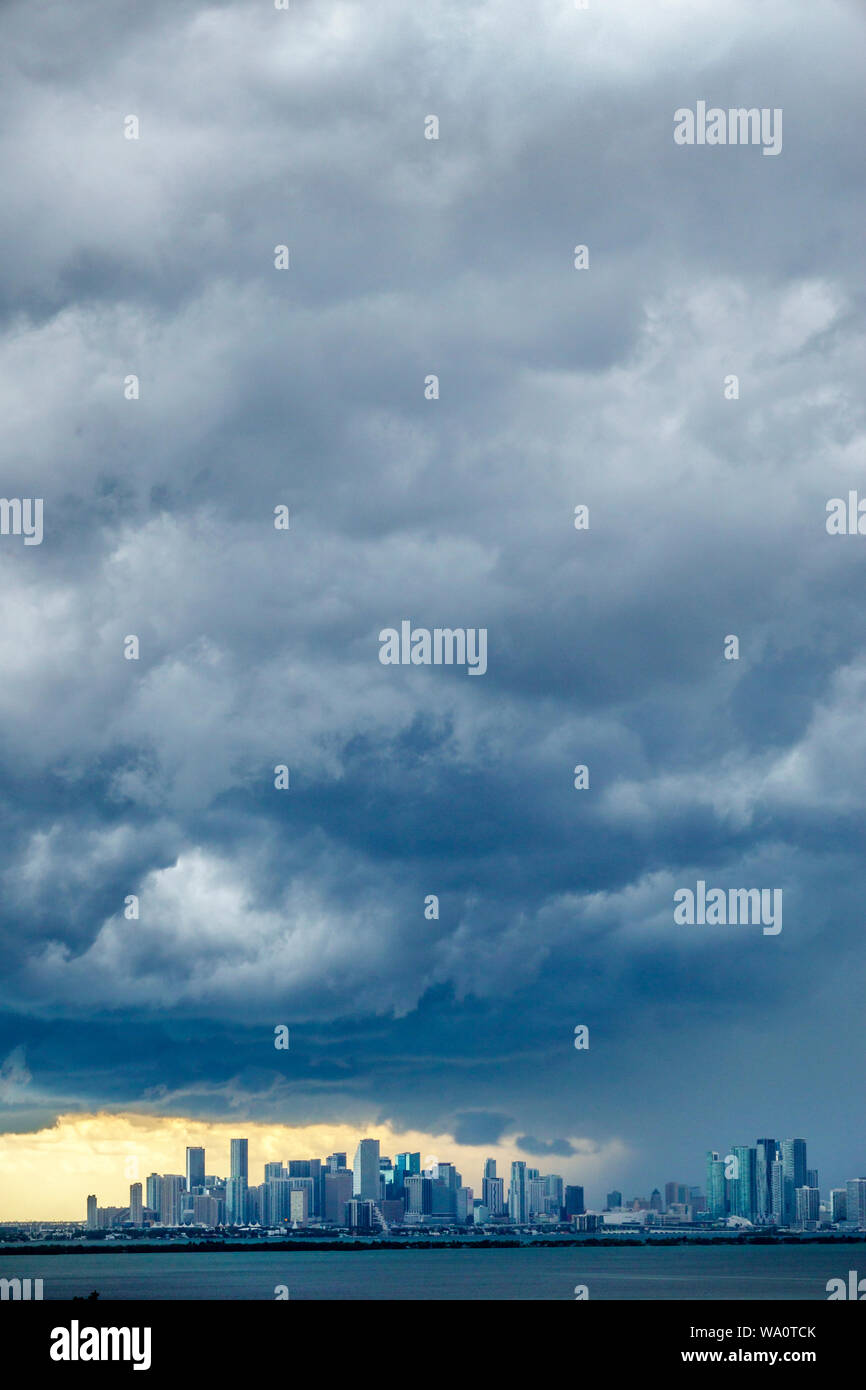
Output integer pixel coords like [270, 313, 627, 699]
[0, 1245, 850, 1299]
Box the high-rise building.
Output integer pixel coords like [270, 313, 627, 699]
[755, 1139, 777, 1221]
[508, 1162, 528, 1223]
[770, 1160, 785, 1224]
[545, 1175, 564, 1217]
[226, 1175, 248, 1224]
[326, 1152, 347, 1173]
[396, 1152, 421, 1177]
[323, 1171, 354, 1224]
[289, 1189, 308, 1225]
[264, 1162, 285, 1181]
[346, 1200, 373, 1231]
[806, 1169, 819, 1191]
[482, 1175, 504, 1215]
[230, 1139, 249, 1182]
[706, 1152, 727, 1219]
[564, 1185, 585, 1218]
[146, 1174, 163, 1215]
[665, 1182, 688, 1208]
[830, 1189, 848, 1223]
[160, 1175, 184, 1226]
[731, 1146, 757, 1222]
[606, 1190, 623, 1211]
[845, 1179, 866, 1229]
[483, 1158, 497, 1181]
[353, 1138, 380, 1201]
[780, 1140, 807, 1223]
[186, 1146, 205, 1192]
[405, 1174, 433, 1216]
[795, 1187, 820, 1226]
[86, 1194, 98, 1230]
[527, 1178, 547, 1219]
[129, 1182, 143, 1225]
[455, 1188, 474, 1223]
[192, 1194, 219, 1226]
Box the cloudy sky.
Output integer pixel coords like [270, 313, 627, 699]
[1, 0, 865, 1219]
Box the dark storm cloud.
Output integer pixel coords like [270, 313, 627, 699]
[516, 1136, 577, 1159]
[0, 0, 865, 1200]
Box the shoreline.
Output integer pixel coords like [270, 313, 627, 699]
[3, 1233, 866, 1255]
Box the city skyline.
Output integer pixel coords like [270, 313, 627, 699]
[7, 1121, 866, 1231]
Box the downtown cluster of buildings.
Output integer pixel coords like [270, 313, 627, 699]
[85, 1139, 589, 1233]
[704, 1138, 866, 1231]
[79, 1134, 866, 1235]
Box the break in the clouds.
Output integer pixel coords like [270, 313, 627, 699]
[1, 0, 865, 1205]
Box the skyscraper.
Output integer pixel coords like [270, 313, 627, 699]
[706, 1152, 727, 1219]
[146, 1173, 163, 1215]
[564, 1185, 585, 1218]
[160, 1175, 184, 1226]
[770, 1159, 785, 1224]
[795, 1187, 820, 1226]
[129, 1182, 143, 1225]
[755, 1139, 777, 1221]
[405, 1174, 432, 1216]
[830, 1189, 847, 1223]
[483, 1158, 497, 1181]
[324, 1171, 354, 1224]
[86, 1194, 97, 1230]
[508, 1161, 528, 1222]
[606, 1190, 623, 1211]
[482, 1174, 504, 1215]
[230, 1139, 249, 1181]
[353, 1138, 381, 1201]
[845, 1178, 866, 1229]
[781, 1140, 807, 1225]
[186, 1146, 205, 1192]
[226, 1175, 248, 1224]
[731, 1146, 757, 1222]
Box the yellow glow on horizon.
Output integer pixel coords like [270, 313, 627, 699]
[0, 1113, 625, 1221]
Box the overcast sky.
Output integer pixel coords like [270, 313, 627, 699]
[1, 0, 865, 1216]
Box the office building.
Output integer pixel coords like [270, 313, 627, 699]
[323, 1171, 353, 1224]
[405, 1174, 433, 1216]
[755, 1139, 777, 1221]
[289, 1189, 308, 1225]
[780, 1140, 807, 1223]
[146, 1174, 163, 1215]
[226, 1175, 248, 1224]
[795, 1187, 820, 1226]
[86, 1195, 97, 1230]
[353, 1138, 381, 1201]
[230, 1139, 249, 1182]
[606, 1190, 623, 1211]
[830, 1189, 848, 1223]
[482, 1174, 504, 1215]
[346, 1200, 373, 1231]
[160, 1175, 184, 1226]
[564, 1185, 585, 1218]
[186, 1146, 205, 1192]
[509, 1162, 528, 1223]
[129, 1182, 143, 1225]
[846, 1179, 866, 1229]
[731, 1146, 757, 1222]
[706, 1152, 727, 1219]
